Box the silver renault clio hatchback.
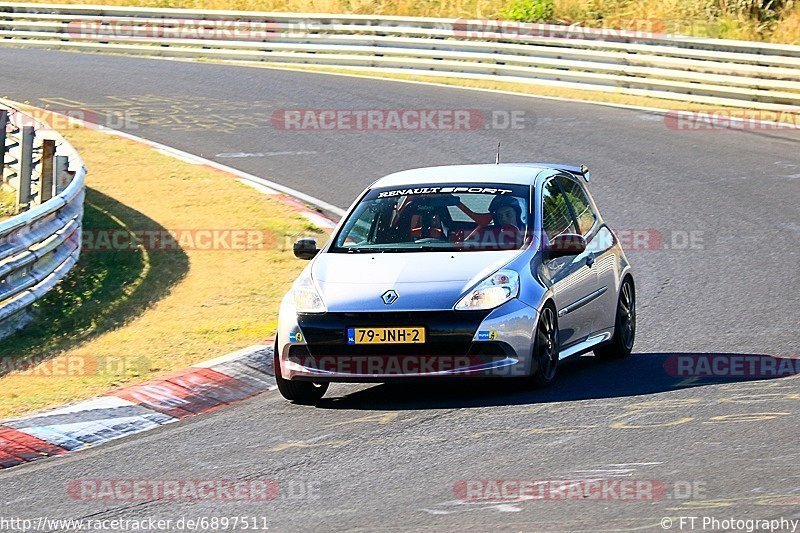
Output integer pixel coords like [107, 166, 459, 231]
[275, 164, 635, 404]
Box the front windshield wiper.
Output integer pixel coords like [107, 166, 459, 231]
[345, 245, 444, 253]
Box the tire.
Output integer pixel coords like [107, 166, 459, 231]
[530, 304, 559, 388]
[594, 277, 636, 360]
[274, 340, 329, 404]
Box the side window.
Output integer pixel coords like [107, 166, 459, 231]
[542, 179, 576, 241]
[556, 177, 597, 236]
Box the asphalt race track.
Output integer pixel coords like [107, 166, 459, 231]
[1, 47, 799, 532]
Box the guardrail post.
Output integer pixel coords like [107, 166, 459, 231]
[0, 103, 85, 341]
[54, 155, 70, 194]
[0, 110, 7, 184]
[17, 125, 34, 211]
[40, 139, 55, 204]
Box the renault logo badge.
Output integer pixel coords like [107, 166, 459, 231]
[381, 290, 398, 305]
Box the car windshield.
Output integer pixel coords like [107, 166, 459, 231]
[331, 184, 531, 253]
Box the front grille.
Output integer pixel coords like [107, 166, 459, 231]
[296, 310, 491, 356]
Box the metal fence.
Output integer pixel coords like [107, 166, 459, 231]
[0, 101, 85, 339]
[0, 3, 799, 111]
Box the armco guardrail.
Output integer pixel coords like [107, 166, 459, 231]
[0, 101, 85, 339]
[0, 3, 799, 112]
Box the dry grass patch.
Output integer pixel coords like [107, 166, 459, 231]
[0, 185, 16, 221]
[20, 0, 800, 43]
[0, 118, 322, 419]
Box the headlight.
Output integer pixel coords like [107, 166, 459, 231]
[455, 269, 519, 311]
[293, 270, 326, 313]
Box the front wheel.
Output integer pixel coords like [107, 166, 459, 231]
[530, 305, 559, 388]
[594, 278, 636, 360]
[274, 341, 329, 404]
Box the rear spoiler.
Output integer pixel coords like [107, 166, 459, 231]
[540, 163, 591, 183]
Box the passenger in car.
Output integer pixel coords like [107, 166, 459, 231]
[459, 196, 524, 250]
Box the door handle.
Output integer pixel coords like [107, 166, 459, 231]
[586, 255, 595, 267]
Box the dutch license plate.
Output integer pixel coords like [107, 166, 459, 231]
[347, 327, 425, 345]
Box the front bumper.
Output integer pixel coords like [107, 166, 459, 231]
[277, 297, 538, 381]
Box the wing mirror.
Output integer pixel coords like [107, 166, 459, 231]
[293, 238, 319, 260]
[547, 233, 587, 259]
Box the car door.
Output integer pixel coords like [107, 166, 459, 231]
[538, 175, 601, 348]
[554, 175, 615, 334]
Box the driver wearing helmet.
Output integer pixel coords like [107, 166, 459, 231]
[489, 195, 523, 230]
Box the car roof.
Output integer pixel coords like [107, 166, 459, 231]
[372, 163, 580, 188]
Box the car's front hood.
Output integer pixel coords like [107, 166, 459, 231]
[312, 251, 517, 311]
